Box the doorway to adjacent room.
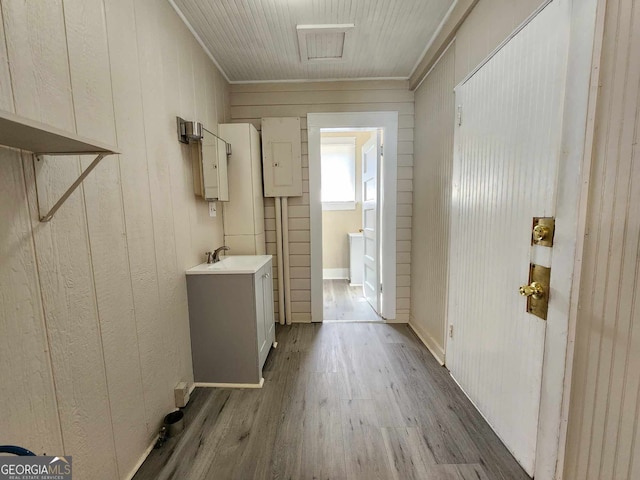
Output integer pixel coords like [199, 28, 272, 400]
[319, 129, 381, 321]
[308, 111, 399, 323]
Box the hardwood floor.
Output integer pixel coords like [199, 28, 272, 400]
[134, 323, 530, 480]
[323, 279, 381, 321]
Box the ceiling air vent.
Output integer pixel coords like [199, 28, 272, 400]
[296, 24, 355, 63]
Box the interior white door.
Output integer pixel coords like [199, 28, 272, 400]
[362, 132, 380, 312]
[447, 0, 570, 475]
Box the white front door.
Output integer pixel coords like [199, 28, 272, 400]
[446, 0, 570, 475]
[362, 132, 380, 312]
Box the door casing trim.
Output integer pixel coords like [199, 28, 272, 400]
[548, 0, 605, 478]
[308, 112, 398, 322]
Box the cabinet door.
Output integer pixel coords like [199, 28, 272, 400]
[202, 129, 229, 201]
[262, 266, 275, 345]
[255, 268, 268, 366]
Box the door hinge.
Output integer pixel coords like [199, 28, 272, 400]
[449, 325, 454, 338]
[380, 144, 384, 156]
[380, 284, 383, 293]
[457, 105, 463, 126]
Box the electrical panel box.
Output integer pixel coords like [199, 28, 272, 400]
[261, 117, 302, 197]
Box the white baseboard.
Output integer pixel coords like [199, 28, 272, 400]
[387, 312, 410, 323]
[409, 315, 445, 365]
[323, 268, 348, 280]
[194, 378, 264, 389]
[125, 435, 158, 480]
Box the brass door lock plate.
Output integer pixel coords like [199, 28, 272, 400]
[532, 217, 555, 247]
[520, 264, 551, 320]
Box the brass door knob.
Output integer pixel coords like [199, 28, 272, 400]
[533, 224, 550, 243]
[519, 281, 545, 300]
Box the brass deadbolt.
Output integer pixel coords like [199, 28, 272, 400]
[533, 225, 550, 242]
[531, 217, 555, 246]
[519, 281, 545, 300]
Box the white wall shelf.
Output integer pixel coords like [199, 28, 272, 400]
[0, 109, 118, 222]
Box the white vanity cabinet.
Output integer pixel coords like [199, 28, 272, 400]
[255, 261, 275, 368]
[186, 256, 275, 386]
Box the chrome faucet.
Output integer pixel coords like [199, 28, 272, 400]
[207, 245, 230, 264]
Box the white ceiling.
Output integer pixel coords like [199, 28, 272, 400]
[170, 0, 455, 83]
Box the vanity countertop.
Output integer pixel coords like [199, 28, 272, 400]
[186, 255, 272, 275]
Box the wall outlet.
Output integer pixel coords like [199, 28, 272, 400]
[208, 202, 217, 217]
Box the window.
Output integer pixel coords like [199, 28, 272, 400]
[321, 137, 356, 210]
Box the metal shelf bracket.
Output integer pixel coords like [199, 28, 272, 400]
[34, 152, 113, 222]
[0, 108, 119, 222]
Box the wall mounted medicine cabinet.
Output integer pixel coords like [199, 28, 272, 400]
[179, 117, 230, 202]
[192, 128, 229, 201]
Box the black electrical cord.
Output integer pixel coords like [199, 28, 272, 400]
[0, 445, 37, 456]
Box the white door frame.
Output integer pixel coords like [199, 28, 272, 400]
[308, 112, 398, 322]
[445, 0, 602, 478]
[361, 132, 382, 313]
[544, 0, 604, 477]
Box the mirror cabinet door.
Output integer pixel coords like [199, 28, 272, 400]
[201, 128, 219, 200]
[216, 135, 229, 201]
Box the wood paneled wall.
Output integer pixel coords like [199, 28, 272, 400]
[564, 0, 640, 477]
[230, 81, 414, 322]
[0, 1, 229, 478]
[411, 0, 544, 362]
[409, 0, 547, 360]
[409, 44, 455, 362]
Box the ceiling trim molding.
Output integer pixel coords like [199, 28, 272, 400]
[414, 38, 456, 91]
[409, 0, 459, 79]
[168, 0, 232, 83]
[408, 0, 479, 90]
[229, 76, 409, 85]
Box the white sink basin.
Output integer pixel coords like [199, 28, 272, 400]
[186, 255, 272, 275]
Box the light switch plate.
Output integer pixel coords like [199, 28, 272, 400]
[209, 202, 217, 217]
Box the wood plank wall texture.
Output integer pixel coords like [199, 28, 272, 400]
[0, 0, 229, 478]
[410, 0, 546, 359]
[564, 0, 640, 477]
[410, 44, 455, 362]
[7, 0, 631, 478]
[230, 81, 415, 322]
